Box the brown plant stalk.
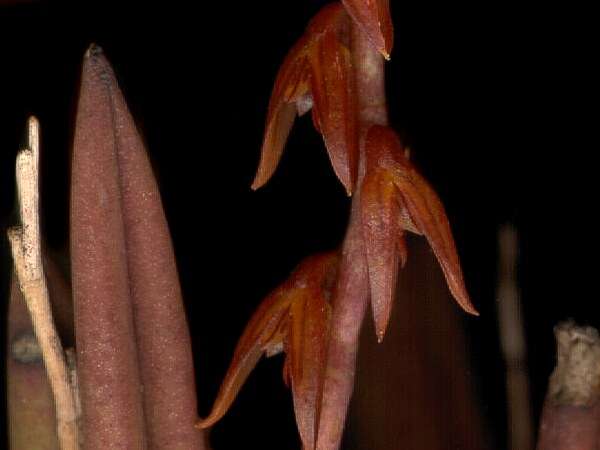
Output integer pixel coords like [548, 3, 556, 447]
[497, 225, 533, 450]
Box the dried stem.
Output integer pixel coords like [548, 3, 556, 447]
[316, 21, 388, 450]
[7, 117, 79, 450]
[537, 322, 600, 449]
[497, 225, 533, 450]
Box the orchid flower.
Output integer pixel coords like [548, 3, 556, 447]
[197, 252, 338, 450]
[361, 125, 479, 341]
[251, 4, 358, 195]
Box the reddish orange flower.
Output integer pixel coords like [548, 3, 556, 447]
[251, 3, 358, 195]
[196, 252, 338, 450]
[342, 0, 394, 58]
[361, 125, 478, 341]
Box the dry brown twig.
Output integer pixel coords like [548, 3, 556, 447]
[7, 117, 79, 450]
[497, 224, 534, 450]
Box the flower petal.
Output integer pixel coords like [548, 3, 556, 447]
[365, 125, 478, 317]
[196, 290, 292, 428]
[252, 40, 311, 190]
[287, 274, 331, 450]
[306, 3, 349, 38]
[310, 24, 359, 195]
[360, 168, 406, 341]
[342, 0, 394, 58]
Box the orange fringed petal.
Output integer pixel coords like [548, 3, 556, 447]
[342, 0, 394, 58]
[361, 125, 478, 340]
[197, 252, 338, 450]
[252, 3, 358, 194]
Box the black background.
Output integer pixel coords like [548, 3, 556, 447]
[0, 1, 595, 449]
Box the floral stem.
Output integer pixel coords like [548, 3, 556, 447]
[351, 19, 388, 128]
[316, 20, 388, 450]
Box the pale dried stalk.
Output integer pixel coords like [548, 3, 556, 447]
[7, 117, 79, 450]
[537, 322, 600, 449]
[497, 225, 533, 450]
